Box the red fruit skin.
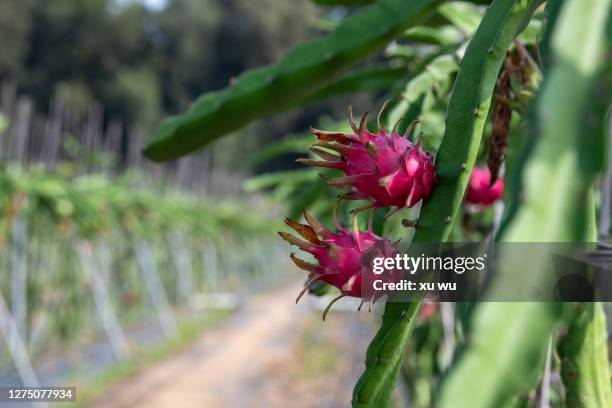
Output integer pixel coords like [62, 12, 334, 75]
[301, 109, 436, 209]
[279, 212, 398, 301]
[465, 167, 504, 206]
[418, 300, 438, 321]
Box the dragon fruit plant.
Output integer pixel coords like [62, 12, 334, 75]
[281, 103, 437, 314]
[145, 0, 612, 407]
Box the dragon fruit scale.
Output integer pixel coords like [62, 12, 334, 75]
[297, 104, 437, 209]
[278, 210, 398, 320]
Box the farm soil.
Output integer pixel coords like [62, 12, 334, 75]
[88, 284, 372, 408]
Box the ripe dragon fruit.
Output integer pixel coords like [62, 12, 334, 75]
[278, 210, 398, 320]
[297, 104, 436, 209]
[465, 166, 504, 206]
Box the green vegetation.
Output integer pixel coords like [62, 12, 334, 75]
[0, 165, 277, 363]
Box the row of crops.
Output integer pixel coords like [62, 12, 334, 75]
[0, 164, 281, 377]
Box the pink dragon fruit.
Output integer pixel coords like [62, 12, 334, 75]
[278, 210, 398, 320]
[465, 167, 504, 206]
[418, 300, 438, 322]
[297, 105, 436, 209]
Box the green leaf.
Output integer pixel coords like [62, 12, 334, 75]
[387, 54, 459, 129]
[438, 2, 484, 35]
[404, 25, 462, 46]
[516, 16, 543, 44]
[144, 0, 443, 162]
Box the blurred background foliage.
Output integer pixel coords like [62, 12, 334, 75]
[0, 0, 360, 174]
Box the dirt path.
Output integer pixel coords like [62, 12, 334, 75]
[88, 284, 373, 408]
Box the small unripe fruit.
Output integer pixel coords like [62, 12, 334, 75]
[465, 167, 504, 206]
